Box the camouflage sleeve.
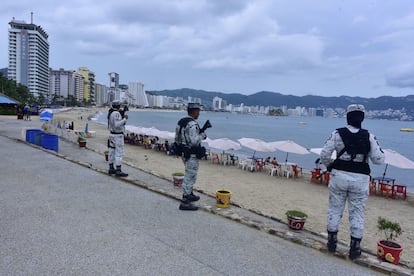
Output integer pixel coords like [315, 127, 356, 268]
[186, 121, 205, 146]
[320, 130, 338, 167]
[368, 133, 385, 165]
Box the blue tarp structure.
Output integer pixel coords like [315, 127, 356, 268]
[0, 94, 18, 104]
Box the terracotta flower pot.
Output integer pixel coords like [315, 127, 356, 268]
[377, 240, 403, 265]
[286, 210, 307, 231]
[172, 175, 184, 187]
[287, 216, 306, 231]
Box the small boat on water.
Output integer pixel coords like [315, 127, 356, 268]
[400, 128, 414, 132]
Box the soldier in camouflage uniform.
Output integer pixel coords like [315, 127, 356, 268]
[108, 101, 128, 177]
[321, 104, 384, 260]
[175, 103, 207, 211]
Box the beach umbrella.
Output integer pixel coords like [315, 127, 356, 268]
[381, 149, 414, 179]
[309, 148, 337, 159]
[155, 130, 175, 140]
[125, 125, 143, 134]
[269, 140, 309, 163]
[142, 127, 161, 137]
[39, 109, 53, 121]
[205, 137, 241, 151]
[238, 137, 273, 158]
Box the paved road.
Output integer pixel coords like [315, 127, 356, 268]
[0, 121, 383, 275]
[0, 136, 382, 275]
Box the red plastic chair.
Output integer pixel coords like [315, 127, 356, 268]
[310, 168, 322, 183]
[369, 180, 377, 195]
[379, 182, 393, 199]
[292, 165, 303, 178]
[392, 184, 407, 200]
[256, 160, 265, 172]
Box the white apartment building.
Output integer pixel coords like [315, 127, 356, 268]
[8, 15, 49, 98]
[128, 81, 148, 107]
[49, 68, 86, 102]
[49, 68, 72, 98]
[95, 83, 108, 106]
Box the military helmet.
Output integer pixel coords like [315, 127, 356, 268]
[187, 102, 201, 112]
[347, 104, 365, 114]
[111, 100, 121, 109]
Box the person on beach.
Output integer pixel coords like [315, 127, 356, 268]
[108, 101, 129, 177]
[175, 103, 208, 211]
[23, 104, 31, 121]
[320, 104, 384, 260]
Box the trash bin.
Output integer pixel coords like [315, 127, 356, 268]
[25, 129, 43, 144]
[34, 132, 44, 146]
[41, 134, 59, 152]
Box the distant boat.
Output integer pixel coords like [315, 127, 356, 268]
[400, 128, 414, 132]
[298, 121, 307, 125]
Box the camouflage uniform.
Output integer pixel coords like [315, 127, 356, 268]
[321, 125, 384, 239]
[321, 104, 384, 260]
[108, 108, 127, 173]
[176, 117, 207, 196]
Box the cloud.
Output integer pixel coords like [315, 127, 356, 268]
[386, 64, 414, 88]
[1, 0, 414, 97]
[352, 15, 367, 24]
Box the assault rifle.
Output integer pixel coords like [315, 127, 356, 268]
[200, 120, 212, 133]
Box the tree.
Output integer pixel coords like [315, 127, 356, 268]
[268, 108, 284, 116]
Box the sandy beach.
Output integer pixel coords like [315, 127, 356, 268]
[48, 107, 413, 265]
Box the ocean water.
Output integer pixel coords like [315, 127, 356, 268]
[97, 110, 414, 190]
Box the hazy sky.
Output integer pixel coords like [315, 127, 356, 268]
[1, 0, 414, 97]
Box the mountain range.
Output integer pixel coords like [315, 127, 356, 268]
[148, 88, 414, 113]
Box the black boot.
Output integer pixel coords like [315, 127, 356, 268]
[327, 230, 338, 253]
[179, 198, 198, 211]
[349, 236, 362, 260]
[183, 192, 200, 202]
[108, 164, 116, 175]
[115, 165, 128, 177]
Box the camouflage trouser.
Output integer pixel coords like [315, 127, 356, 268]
[182, 155, 199, 196]
[108, 134, 124, 167]
[327, 169, 369, 239]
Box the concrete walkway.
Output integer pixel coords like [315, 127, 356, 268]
[0, 117, 411, 275]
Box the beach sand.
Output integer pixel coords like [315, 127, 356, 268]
[50, 108, 414, 265]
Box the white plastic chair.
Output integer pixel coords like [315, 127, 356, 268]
[281, 164, 294, 178]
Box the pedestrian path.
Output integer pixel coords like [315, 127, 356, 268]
[0, 117, 411, 275]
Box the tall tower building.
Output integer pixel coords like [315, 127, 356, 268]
[108, 72, 119, 89]
[129, 81, 148, 107]
[8, 14, 49, 98]
[49, 68, 72, 99]
[78, 67, 95, 104]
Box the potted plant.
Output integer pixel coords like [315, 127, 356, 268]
[104, 150, 109, 161]
[172, 172, 184, 187]
[377, 216, 403, 265]
[285, 210, 308, 231]
[77, 133, 87, 148]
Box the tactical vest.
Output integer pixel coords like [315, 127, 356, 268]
[331, 127, 371, 175]
[175, 117, 194, 144]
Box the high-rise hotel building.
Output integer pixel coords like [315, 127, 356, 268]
[8, 15, 49, 98]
